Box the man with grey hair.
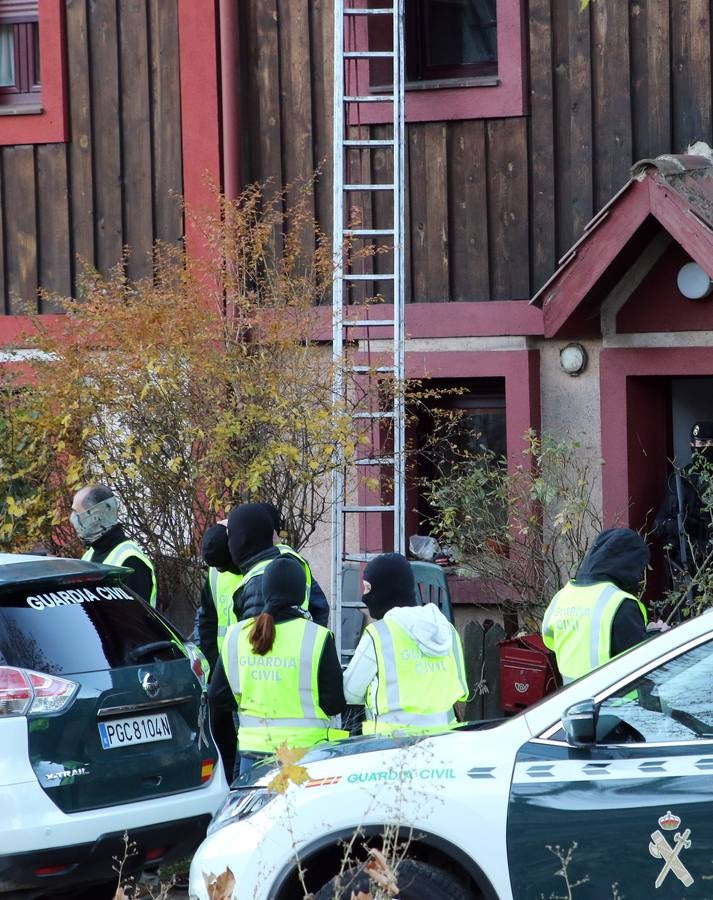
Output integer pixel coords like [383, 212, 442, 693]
[70, 484, 157, 607]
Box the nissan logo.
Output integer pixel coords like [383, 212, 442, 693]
[141, 672, 160, 699]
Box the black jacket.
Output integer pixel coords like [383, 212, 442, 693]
[654, 466, 713, 572]
[208, 609, 345, 776]
[88, 524, 154, 605]
[234, 546, 330, 625]
[573, 528, 650, 657]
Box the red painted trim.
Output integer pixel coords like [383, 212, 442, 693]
[647, 176, 713, 281]
[616, 243, 713, 334]
[312, 300, 543, 340]
[0, 0, 68, 146]
[541, 180, 650, 338]
[0, 314, 62, 344]
[358, 347, 540, 558]
[178, 0, 222, 255]
[348, 0, 526, 123]
[600, 347, 713, 526]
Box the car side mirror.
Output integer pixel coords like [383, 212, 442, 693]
[562, 699, 598, 747]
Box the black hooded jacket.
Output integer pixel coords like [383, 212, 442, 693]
[571, 528, 650, 656]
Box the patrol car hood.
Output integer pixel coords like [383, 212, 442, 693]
[384, 604, 453, 655]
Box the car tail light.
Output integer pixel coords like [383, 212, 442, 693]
[0, 666, 78, 717]
[184, 642, 210, 690]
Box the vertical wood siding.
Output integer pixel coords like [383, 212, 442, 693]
[239, 0, 713, 303]
[0, 0, 182, 313]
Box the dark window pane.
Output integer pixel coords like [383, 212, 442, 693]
[32, 19, 38, 85]
[0, 24, 15, 87]
[0, 582, 184, 674]
[407, 0, 498, 81]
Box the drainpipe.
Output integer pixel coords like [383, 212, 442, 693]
[218, 0, 241, 200]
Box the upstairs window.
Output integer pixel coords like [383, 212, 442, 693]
[0, 0, 39, 110]
[406, 0, 497, 84]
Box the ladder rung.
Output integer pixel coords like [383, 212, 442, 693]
[345, 95, 395, 103]
[343, 229, 395, 236]
[344, 139, 395, 148]
[353, 411, 395, 419]
[354, 457, 395, 465]
[342, 319, 395, 327]
[344, 183, 395, 191]
[343, 273, 395, 281]
[352, 365, 396, 373]
[344, 50, 394, 58]
[344, 504, 396, 513]
[344, 7, 395, 13]
[344, 552, 383, 562]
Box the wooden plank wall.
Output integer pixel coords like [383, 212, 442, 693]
[240, 0, 713, 303]
[0, 0, 182, 314]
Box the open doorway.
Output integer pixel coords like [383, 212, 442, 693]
[671, 377, 713, 466]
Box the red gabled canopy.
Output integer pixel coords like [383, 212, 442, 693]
[530, 145, 713, 338]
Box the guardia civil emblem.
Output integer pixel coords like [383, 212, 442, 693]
[649, 811, 693, 889]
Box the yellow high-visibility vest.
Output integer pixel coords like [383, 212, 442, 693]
[221, 617, 330, 753]
[362, 617, 468, 735]
[541, 581, 648, 682]
[83, 540, 157, 607]
[208, 568, 243, 652]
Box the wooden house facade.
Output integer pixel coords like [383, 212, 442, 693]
[2, 1, 713, 594]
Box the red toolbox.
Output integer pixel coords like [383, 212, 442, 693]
[499, 633, 559, 714]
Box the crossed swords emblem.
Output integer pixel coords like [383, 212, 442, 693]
[649, 826, 694, 889]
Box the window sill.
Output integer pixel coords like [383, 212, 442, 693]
[0, 104, 43, 117]
[372, 76, 500, 93]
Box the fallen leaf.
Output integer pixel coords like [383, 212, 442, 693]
[203, 867, 236, 900]
[364, 848, 399, 896]
[268, 743, 310, 793]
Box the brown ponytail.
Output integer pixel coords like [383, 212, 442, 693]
[249, 612, 276, 655]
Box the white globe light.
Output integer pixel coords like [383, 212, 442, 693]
[677, 262, 713, 300]
[559, 342, 587, 376]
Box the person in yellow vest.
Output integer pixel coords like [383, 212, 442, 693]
[71, 484, 157, 607]
[227, 503, 328, 625]
[541, 527, 665, 684]
[259, 502, 330, 626]
[195, 523, 243, 677]
[208, 556, 346, 778]
[343, 553, 468, 735]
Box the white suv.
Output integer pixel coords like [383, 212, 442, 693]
[190, 610, 713, 899]
[0, 553, 228, 899]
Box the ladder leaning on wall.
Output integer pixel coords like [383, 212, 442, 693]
[331, 0, 406, 662]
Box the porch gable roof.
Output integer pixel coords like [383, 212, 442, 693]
[531, 145, 713, 338]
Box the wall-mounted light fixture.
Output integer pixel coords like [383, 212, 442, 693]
[677, 262, 713, 300]
[559, 342, 588, 376]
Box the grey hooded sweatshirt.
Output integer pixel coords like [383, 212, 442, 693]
[343, 603, 457, 708]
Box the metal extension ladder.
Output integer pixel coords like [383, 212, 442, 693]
[331, 0, 406, 662]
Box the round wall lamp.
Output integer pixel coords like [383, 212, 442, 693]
[559, 342, 588, 376]
[677, 262, 713, 300]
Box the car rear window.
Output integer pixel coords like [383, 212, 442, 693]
[0, 579, 185, 674]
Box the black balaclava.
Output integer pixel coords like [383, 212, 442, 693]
[201, 524, 232, 570]
[259, 502, 283, 537]
[263, 556, 307, 615]
[690, 422, 713, 465]
[227, 503, 275, 568]
[362, 552, 416, 620]
[575, 527, 650, 595]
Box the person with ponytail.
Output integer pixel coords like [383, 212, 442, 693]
[208, 556, 346, 778]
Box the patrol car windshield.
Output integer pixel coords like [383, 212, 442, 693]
[0, 580, 184, 674]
